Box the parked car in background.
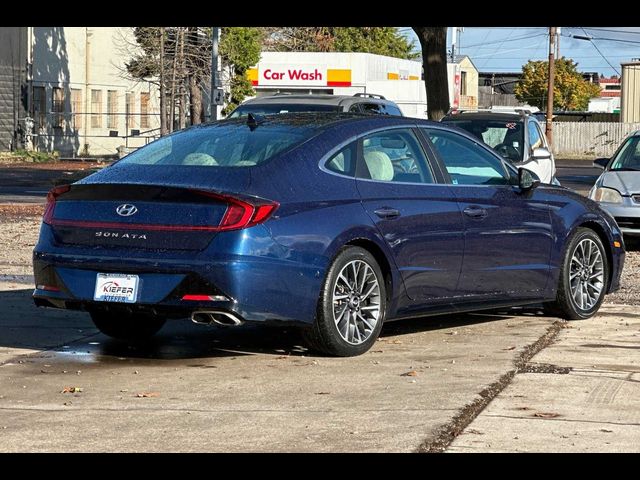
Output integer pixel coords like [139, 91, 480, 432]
[33, 113, 624, 357]
[441, 107, 558, 184]
[590, 130, 640, 238]
[227, 93, 403, 118]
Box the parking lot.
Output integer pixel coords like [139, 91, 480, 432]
[0, 210, 639, 452]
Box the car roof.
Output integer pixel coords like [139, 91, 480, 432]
[240, 94, 394, 107]
[206, 111, 439, 134]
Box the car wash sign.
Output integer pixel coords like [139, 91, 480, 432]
[247, 65, 351, 87]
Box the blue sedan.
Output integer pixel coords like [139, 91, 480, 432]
[33, 113, 625, 356]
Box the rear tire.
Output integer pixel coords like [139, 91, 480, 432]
[548, 228, 609, 320]
[90, 311, 166, 340]
[302, 246, 386, 356]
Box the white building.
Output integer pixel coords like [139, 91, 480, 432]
[247, 52, 425, 117]
[27, 27, 160, 156]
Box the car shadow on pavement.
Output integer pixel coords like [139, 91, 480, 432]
[0, 288, 552, 364]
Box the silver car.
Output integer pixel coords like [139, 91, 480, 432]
[590, 130, 640, 237]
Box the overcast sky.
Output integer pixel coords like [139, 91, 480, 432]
[402, 27, 640, 77]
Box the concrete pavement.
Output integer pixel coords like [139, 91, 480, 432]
[0, 280, 559, 452]
[448, 304, 640, 453]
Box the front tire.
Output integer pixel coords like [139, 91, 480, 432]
[90, 311, 166, 340]
[548, 228, 609, 320]
[303, 246, 386, 356]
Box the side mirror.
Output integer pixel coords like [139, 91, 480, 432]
[518, 167, 540, 191]
[531, 147, 552, 160]
[593, 157, 609, 169]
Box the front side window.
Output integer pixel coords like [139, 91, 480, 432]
[118, 121, 314, 168]
[358, 129, 434, 184]
[528, 120, 543, 151]
[443, 118, 524, 163]
[424, 128, 510, 186]
[610, 136, 640, 171]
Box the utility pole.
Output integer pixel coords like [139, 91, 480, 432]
[450, 26, 457, 62]
[159, 27, 167, 136]
[546, 27, 557, 145]
[210, 27, 220, 121]
[556, 27, 561, 58]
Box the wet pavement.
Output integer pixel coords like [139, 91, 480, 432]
[0, 282, 559, 452]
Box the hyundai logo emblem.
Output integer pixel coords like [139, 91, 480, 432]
[116, 204, 138, 217]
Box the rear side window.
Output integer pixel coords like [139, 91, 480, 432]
[384, 104, 403, 116]
[358, 129, 434, 184]
[325, 143, 356, 176]
[118, 123, 313, 167]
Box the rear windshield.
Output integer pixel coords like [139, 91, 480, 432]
[117, 122, 313, 167]
[228, 103, 341, 118]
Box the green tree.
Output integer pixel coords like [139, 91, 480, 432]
[220, 27, 262, 115]
[333, 28, 417, 59]
[515, 58, 601, 111]
[263, 27, 417, 60]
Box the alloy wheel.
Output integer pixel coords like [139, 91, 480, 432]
[332, 259, 381, 345]
[569, 238, 604, 311]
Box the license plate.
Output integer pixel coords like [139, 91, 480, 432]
[94, 273, 139, 303]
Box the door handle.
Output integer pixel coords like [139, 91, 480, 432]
[374, 207, 401, 219]
[463, 206, 488, 219]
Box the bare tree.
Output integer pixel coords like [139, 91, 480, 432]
[412, 27, 450, 121]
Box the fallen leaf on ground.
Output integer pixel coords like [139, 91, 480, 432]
[600, 429, 613, 433]
[135, 392, 159, 398]
[61, 386, 82, 393]
[533, 412, 561, 418]
[515, 406, 532, 410]
[466, 429, 485, 435]
[314, 392, 330, 395]
[401, 370, 418, 377]
[503, 346, 516, 351]
[391, 340, 403, 344]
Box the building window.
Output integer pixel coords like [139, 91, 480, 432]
[605, 85, 621, 91]
[52, 87, 64, 128]
[71, 89, 82, 130]
[91, 89, 102, 128]
[107, 90, 118, 129]
[32, 86, 46, 130]
[140, 92, 150, 128]
[126, 92, 135, 129]
[460, 71, 468, 96]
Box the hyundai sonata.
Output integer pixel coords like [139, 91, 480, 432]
[33, 113, 625, 356]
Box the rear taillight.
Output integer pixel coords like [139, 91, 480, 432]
[43, 185, 71, 224]
[195, 191, 279, 231]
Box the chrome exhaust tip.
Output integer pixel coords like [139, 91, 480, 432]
[191, 310, 244, 327]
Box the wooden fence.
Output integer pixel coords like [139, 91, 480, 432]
[552, 122, 640, 158]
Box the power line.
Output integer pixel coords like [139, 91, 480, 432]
[580, 27, 621, 76]
[462, 32, 546, 49]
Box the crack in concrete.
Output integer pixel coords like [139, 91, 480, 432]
[415, 320, 565, 453]
[482, 413, 640, 428]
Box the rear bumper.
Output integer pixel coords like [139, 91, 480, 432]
[32, 224, 328, 325]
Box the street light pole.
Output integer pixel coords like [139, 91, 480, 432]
[546, 27, 557, 146]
